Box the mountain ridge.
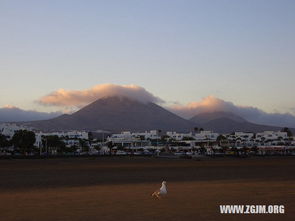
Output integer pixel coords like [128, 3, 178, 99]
[22, 99, 295, 133]
[189, 111, 292, 133]
[25, 96, 195, 132]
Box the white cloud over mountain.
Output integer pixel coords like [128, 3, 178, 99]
[38, 84, 163, 107]
[168, 96, 295, 128]
[1, 84, 295, 128]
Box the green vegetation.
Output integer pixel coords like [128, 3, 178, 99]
[11, 130, 36, 154]
[79, 139, 89, 152]
[0, 134, 10, 148]
[281, 127, 293, 137]
[42, 135, 66, 154]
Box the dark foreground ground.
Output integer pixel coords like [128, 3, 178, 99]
[0, 156, 294, 221]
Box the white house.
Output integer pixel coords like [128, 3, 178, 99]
[234, 132, 254, 141]
[0, 123, 32, 139]
[108, 131, 133, 142]
[256, 131, 288, 141]
[109, 130, 161, 142]
[194, 131, 219, 141]
[36, 131, 88, 140]
[34, 130, 89, 148]
[166, 132, 194, 141]
[133, 130, 161, 140]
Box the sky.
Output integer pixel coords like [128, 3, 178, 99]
[1, 0, 295, 115]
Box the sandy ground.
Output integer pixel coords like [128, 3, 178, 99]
[0, 157, 294, 221]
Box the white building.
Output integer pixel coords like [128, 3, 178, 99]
[35, 131, 89, 148]
[109, 130, 161, 142]
[256, 131, 288, 141]
[108, 131, 133, 142]
[133, 130, 161, 140]
[234, 132, 254, 140]
[166, 132, 194, 141]
[36, 131, 88, 140]
[0, 123, 32, 139]
[194, 131, 219, 141]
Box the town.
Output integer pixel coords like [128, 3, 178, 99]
[1, 123, 294, 158]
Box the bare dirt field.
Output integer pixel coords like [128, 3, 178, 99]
[0, 156, 294, 221]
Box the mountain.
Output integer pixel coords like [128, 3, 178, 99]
[191, 112, 246, 125]
[0, 107, 61, 122]
[190, 111, 285, 133]
[26, 96, 195, 132]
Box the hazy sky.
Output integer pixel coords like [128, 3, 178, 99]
[1, 0, 295, 114]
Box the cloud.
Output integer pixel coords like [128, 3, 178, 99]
[3, 105, 18, 109]
[169, 96, 236, 118]
[36, 84, 295, 128]
[169, 96, 295, 128]
[38, 84, 164, 107]
[0, 106, 62, 122]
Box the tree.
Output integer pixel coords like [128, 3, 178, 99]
[88, 132, 94, 146]
[217, 135, 227, 147]
[199, 146, 207, 154]
[261, 137, 266, 144]
[251, 146, 258, 154]
[79, 139, 89, 152]
[221, 145, 228, 153]
[160, 135, 170, 143]
[12, 130, 36, 154]
[107, 141, 115, 155]
[43, 135, 66, 154]
[0, 134, 9, 148]
[242, 146, 249, 154]
[217, 135, 226, 142]
[88, 132, 94, 141]
[231, 147, 238, 155]
[281, 127, 293, 137]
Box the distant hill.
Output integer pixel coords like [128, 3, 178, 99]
[190, 111, 287, 133]
[0, 107, 61, 122]
[26, 96, 195, 132]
